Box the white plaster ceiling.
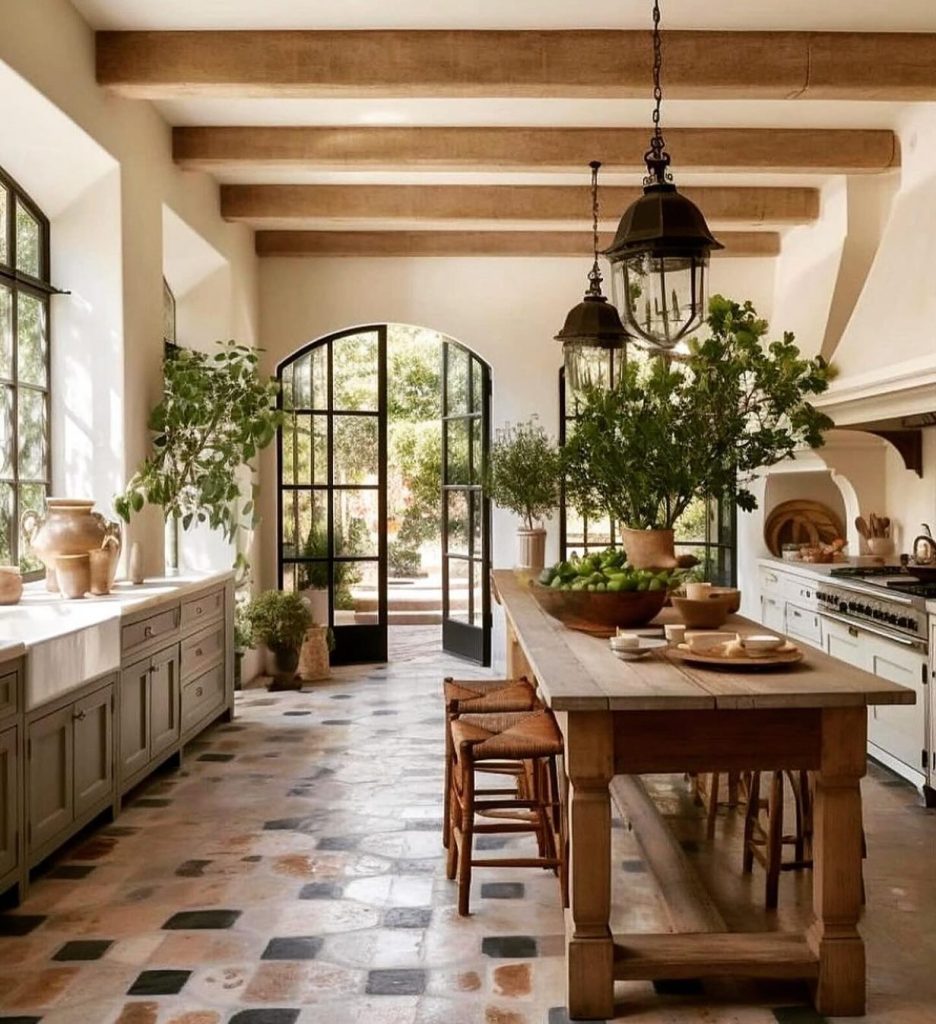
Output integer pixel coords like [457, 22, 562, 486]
[68, 0, 936, 32]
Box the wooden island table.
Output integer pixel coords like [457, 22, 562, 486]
[492, 570, 916, 1020]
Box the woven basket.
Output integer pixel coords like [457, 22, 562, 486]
[298, 626, 331, 681]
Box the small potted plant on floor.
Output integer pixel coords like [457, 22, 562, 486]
[486, 417, 563, 573]
[562, 296, 834, 569]
[244, 590, 312, 691]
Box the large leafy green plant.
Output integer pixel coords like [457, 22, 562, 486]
[563, 296, 834, 530]
[244, 590, 312, 655]
[115, 341, 283, 571]
[486, 418, 563, 531]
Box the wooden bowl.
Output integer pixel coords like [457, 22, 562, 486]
[671, 594, 735, 629]
[708, 587, 741, 613]
[529, 583, 667, 636]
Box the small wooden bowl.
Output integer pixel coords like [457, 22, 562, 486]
[671, 594, 735, 629]
[708, 587, 741, 613]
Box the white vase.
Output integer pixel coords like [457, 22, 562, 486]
[516, 527, 547, 573]
[300, 587, 329, 625]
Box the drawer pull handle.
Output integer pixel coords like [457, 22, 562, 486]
[143, 626, 153, 638]
[195, 687, 203, 698]
[196, 606, 203, 615]
[73, 709, 86, 722]
[148, 665, 156, 675]
[195, 647, 203, 657]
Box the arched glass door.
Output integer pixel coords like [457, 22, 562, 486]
[277, 326, 387, 664]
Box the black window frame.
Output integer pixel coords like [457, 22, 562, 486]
[0, 164, 52, 579]
[557, 367, 737, 586]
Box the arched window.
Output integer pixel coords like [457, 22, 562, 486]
[0, 167, 51, 576]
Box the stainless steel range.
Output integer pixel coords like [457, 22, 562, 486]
[815, 567, 931, 650]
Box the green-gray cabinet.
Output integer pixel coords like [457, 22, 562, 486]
[119, 645, 180, 790]
[0, 724, 18, 885]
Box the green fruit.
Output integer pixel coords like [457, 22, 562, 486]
[539, 568, 554, 585]
[648, 578, 663, 591]
[595, 582, 607, 592]
[637, 580, 649, 591]
[571, 580, 586, 591]
[550, 576, 563, 589]
[607, 578, 624, 592]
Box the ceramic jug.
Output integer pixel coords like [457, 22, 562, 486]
[21, 499, 122, 592]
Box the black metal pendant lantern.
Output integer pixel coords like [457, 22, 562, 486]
[604, 0, 722, 351]
[555, 161, 630, 392]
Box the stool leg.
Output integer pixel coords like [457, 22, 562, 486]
[443, 710, 453, 850]
[706, 772, 721, 838]
[446, 770, 459, 882]
[457, 748, 476, 917]
[742, 772, 761, 874]
[727, 772, 741, 808]
[766, 771, 784, 910]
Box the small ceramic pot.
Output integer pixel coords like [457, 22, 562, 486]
[89, 543, 116, 596]
[0, 566, 23, 605]
[268, 645, 301, 692]
[21, 498, 121, 592]
[620, 526, 678, 570]
[56, 553, 91, 599]
[516, 527, 547, 573]
[867, 537, 894, 558]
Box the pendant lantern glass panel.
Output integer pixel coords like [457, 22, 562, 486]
[563, 342, 623, 394]
[612, 251, 708, 351]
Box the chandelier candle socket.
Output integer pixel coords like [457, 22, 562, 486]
[554, 161, 630, 392]
[604, 0, 722, 351]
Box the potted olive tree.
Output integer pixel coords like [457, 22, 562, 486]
[563, 296, 833, 569]
[486, 418, 563, 573]
[244, 590, 312, 691]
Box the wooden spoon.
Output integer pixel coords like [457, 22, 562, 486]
[855, 516, 870, 539]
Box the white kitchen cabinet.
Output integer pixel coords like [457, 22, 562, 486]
[759, 593, 786, 634]
[784, 602, 822, 649]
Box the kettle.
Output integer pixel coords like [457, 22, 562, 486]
[912, 523, 936, 566]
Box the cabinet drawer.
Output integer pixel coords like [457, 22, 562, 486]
[781, 576, 817, 607]
[181, 589, 224, 631]
[122, 607, 179, 655]
[758, 568, 783, 596]
[181, 663, 225, 733]
[181, 622, 225, 681]
[785, 602, 822, 646]
[0, 670, 18, 722]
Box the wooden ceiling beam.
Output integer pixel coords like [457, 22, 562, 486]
[175, 126, 898, 175]
[98, 30, 936, 101]
[221, 184, 819, 228]
[255, 230, 781, 259]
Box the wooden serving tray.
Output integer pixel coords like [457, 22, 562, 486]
[669, 641, 803, 669]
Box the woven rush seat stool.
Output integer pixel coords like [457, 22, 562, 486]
[442, 677, 540, 850]
[447, 708, 565, 916]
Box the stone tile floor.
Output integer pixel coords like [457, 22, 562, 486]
[0, 629, 933, 1023]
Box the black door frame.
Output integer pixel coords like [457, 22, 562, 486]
[276, 325, 388, 665]
[441, 342, 492, 666]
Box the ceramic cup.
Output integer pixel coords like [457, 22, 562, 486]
[55, 553, 91, 599]
[663, 623, 686, 644]
[89, 546, 114, 596]
[610, 633, 640, 651]
[0, 566, 23, 605]
[685, 581, 713, 601]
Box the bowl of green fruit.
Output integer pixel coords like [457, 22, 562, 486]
[530, 548, 684, 636]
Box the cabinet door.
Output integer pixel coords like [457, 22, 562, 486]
[822, 617, 870, 671]
[120, 657, 150, 781]
[74, 685, 114, 818]
[866, 635, 926, 774]
[149, 646, 180, 759]
[0, 725, 17, 880]
[760, 594, 786, 633]
[28, 707, 74, 852]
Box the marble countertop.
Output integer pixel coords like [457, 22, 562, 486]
[0, 570, 234, 651]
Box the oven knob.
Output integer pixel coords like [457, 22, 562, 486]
[863, 605, 873, 616]
[848, 601, 857, 610]
[897, 616, 909, 628]
[887, 613, 899, 625]
[873, 610, 883, 619]
[838, 601, 848, 613]
[909, 620, 919, 632]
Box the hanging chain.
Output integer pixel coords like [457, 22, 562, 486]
[586, 160, 603, 296]
[644, 0, 672, 185]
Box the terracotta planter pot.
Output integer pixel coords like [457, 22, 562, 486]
[516, 528, 547, 573]
[55, 553, 91, 599]
[0, 566, 23, 605]
[268, 645, 301, 691]
[620, 527, 678, 570]
[21, 498, 121, 592]
[298, 626, 331, 682]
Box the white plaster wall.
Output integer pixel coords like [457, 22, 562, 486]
[257, 254, 776, 590]
[1, 0, 259, 576]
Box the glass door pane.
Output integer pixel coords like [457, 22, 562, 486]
[441, 343, 491, 665]
[278, 326, 387, 664]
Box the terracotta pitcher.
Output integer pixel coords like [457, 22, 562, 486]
[21, 499, 122, 592]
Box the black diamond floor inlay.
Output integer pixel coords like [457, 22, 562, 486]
[299, 882, 344, 900]
[134, 798, 171, 808]
[197, 752, 235, 762]
[481, 882, 525, 899]
[229, 1011, 301, 1024]
[128, 969, 191, 995]
[162, 909, 241, 930]
[262, 936, 324, 960]
[321, 719, 352, 725]
[0, 915, 45, 937]
[773, 1008, 829, 1024]
[0, 1017, 44, 1024]
[621, 859, 647, 873]
[365, 968, 426, 995]
[384, 907, 431, 928]
[548, 1009, 605, 1024]
[481, 935, 538, 958]
[52, 939, 113, 961]
[316, 835, 359, 851]
[264, 817, 307, 831]
[175, 859, 212, 877]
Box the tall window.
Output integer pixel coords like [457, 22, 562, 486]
[0, 167, 50, 575]
[558, 367, 737, 586]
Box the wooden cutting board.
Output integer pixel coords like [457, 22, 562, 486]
[764, 500, 844, 556]
[668, 641, 803, 670]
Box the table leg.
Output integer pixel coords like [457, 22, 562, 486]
[808, 706, 867, 1016]
[565, 711, 615, 1020]
[506, 622, 531, 680]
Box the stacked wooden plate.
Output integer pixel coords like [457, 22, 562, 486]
[764, 499, 844, 557]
